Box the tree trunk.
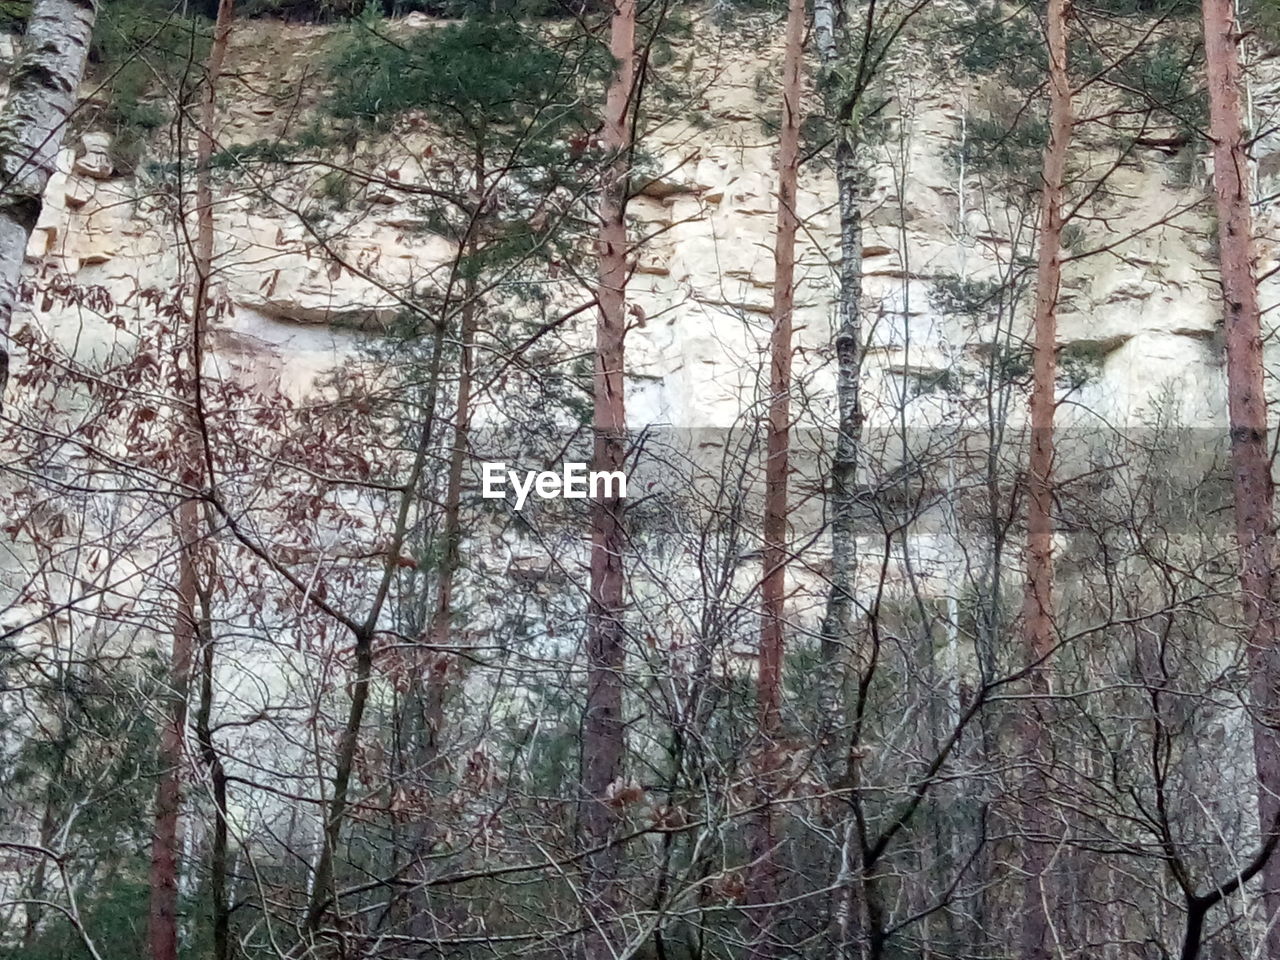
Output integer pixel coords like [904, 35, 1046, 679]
[1018, 0, 1071, 956]
[1202, 0, 1280, 953]
[582, 0, 635, 955]
[194, 597, 230, 960]
[814, 0, 863, 688]
[22, 741, 67, 948]
[302, 289, 450, 937]
[148, 497, 201, 960]
[748, 0, 805, 955]
[813, 6, 868, 954]
[0, 0, 98, 407]
[405, 155, 484, 941]
[302, 639, 373, 935]
[193, 9, 235, 960]
[420, 166, 483, 766]
[148, 5, 234, 957]
[813, 1, 864, 945]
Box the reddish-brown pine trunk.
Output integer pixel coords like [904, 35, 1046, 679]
[582, 1, 634, 957]
[748, 0, 805, 955]
[417, 295, 475, 772]
[1019, 0, 1069, 955]
[426, 292, 476, 659]
[426, 153, 484, 667]
[406, 176, 482, 936]
[1202, 0, 1280, 952]
[148, 498, 199, 960]
[148, 5, 234, 958]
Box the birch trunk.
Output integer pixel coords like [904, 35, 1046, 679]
[582, 1, 635, 955]
[1018, 0, 1071, 955]
[814, 0, 864, 685]
[1201, 0, 1280, 953]
[0, 0, 98, 407]
[748, 0, 805, 955]
[812, 5, 869, 954]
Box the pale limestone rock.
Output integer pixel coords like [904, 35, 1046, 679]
[1093, 332, 1226, 428]
[25, 227, 54, 260]
[635, 241, 674, 277]
[73, 132, 113, 180]
[9, 20, 1267, 790]
[638, 176, 695, 200]
[64, 180, 93, 210]
[7, 16, 1241, 445]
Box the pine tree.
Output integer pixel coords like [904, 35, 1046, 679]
[1201, 0, 1280, 952]
[1017, 0, 1071, 953]
[583, 0, 635, 953]
[748, 0, 805, 954]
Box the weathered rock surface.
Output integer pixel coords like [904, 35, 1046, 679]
[7, 18, 1267, 433]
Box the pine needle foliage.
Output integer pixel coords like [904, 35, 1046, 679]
[90, 0, 212, 169]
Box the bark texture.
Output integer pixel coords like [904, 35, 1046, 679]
[1202, 0, 1280, 952]
[148, 5, 234, 958]
[0, 0, 98, 408]
[148, 501, 200, 960]
[191, 16, 235, 958]
[1018, 0, 1071, 955]
[813, 5, 872, 954]
[194, 598, 230, 960]
[405, 157, 484, 940]
[582, 1, 635, 956]
[813, 6, 866, 865]
[748, 0, 805, 954]
[815, 0, 864, 686]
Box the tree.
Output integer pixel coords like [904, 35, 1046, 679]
[0, 0, 99, 409]
[1016, 0, 1071, 954]
[147, 3, 235, 960]
[1201, 0, 1280, 952]
[582, 0, 636, 953]
[747, 0, 805, 954]
[323, 17, 600, 938]
[9, 3, 1280, 958]
[814, 0, 864, 689]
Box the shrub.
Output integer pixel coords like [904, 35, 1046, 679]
[958, 113, 1048, 181]
[89, 0, 212, 170]
[1114, 36, 1207, 140]
[326, 12, 597, 131]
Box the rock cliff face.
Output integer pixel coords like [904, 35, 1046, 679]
[7, 13, 1276, 629]
[1, 13, 1272, 913]
[17, 15, 1268, 437]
